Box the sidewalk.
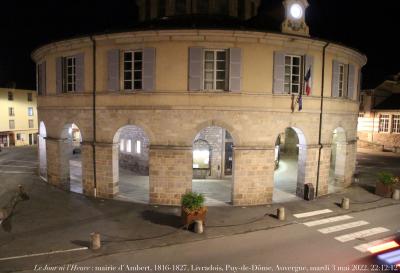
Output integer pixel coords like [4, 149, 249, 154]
[1, 147, 400, 272]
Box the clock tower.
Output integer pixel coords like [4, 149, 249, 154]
[281, 0, 310, 37]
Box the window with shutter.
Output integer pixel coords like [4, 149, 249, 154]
[123, 51, 143, 90]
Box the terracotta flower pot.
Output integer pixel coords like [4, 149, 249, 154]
[375, 181, 394, 198]
[181, 207, 207, 229]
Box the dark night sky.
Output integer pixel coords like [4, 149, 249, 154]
[0, 0, 399, 90]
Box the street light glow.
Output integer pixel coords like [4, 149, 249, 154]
[290, 3, 303, 19]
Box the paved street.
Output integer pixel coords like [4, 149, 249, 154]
[0, 146, 399, 273]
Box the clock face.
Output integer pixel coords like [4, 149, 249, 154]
[290, 3, 303, 19]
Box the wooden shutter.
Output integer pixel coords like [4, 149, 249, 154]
[305, 55, 314, 95]
[229, 48, 242, 92]
[75, 53, 85, 92]
[347, 64, 356, 100]
[56, 57, 62, 94]
[273, 52, 285, 94]
[331, 60, 340, 97]
[189, 47, 203, 91]
[107, 49, 120, 92]
[142, 47, 156, 91]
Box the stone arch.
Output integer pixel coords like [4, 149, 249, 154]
[112, 124, 150, 203]
[59, 123, 83, 193]
[192, 125, 235, 206]
[329, 127, 347, 193]
[273, 126, 307, 202]
[38, 121, 47, 180]
[192, 120, 240, 146]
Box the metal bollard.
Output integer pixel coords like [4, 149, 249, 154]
[341, 197, 350, 210]
[194, 220, 204, 234]
[277, 207, 286, 221]
[393, 189, 400, 201]
[90, 232, 101, 250]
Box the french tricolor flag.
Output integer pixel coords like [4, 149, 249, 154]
[304, 67, 311, 96]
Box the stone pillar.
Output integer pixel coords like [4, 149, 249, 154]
[296, 145, 320, 198]
[233, 147, 275, 206]
[95, 143, 119, 198]
[46, 138, 72, 191]
[316, 145, 332, 196]
[38, 135, 47, 180]
[81, 142, 95, 196]
[149, 145, 192, 205]
[344, 141, 357, 187]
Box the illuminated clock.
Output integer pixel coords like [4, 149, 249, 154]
[282, 0, 310, 36]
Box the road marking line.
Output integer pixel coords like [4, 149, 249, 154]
[354, 236, 396, 253]
[0, 164, 37, 169]
[304, 215, 353, 227]
[0, 247, 88, 261]
[318, 221, 369, 234]
[335, 227, 390, 243]
[293, 209, 333, 218]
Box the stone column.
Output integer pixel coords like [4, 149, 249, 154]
[95, 143, 119, 198]
[233, 147, 275, 206]
[149, 145, 192, 205]
[46, 138, 72, 191]
[296, 145, 320, 198]
[344, 141, 357, 187]
[316, 145, 332, 196]
[81, 142, 95, 196]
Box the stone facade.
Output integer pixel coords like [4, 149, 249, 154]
[33, 29, 366, 206]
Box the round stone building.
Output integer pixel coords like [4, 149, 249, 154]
[33, 0, 366, 206]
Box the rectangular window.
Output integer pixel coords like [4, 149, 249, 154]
[392, 115, 400, 134]
[158, 0, 166, 17]
[378, 114, 390, 133]
[175, 0, 186, 15]
[9, 107, 15, 117]
[123, 51, 143, 90]
[204, 50, 227, 91]
[9, 120, 15, 129]
[8, 92, 13, 101]
[16, 133, 21, 141]
[27, 93, 33, 101]
[28, 107, 34, 116]
[120, 139, 125, 152]
[136, 140, 141, 154]
[284, 55, 302, 94]
[126, 139, 132, 153]
[62, 56, 76, 92]
[28, 120, 34, 129]
[338, 64, 345, 97]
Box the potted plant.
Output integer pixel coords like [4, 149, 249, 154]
[375, 172, 399, 197]
[181, 192, 207, 229]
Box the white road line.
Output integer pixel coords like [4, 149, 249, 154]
[0, 164, 37, 169]
[318, 221, 369, 234]
[0, 247, 88, 262]
[293, 209, 333, 218]
[304, 215, 353, 227]
[0, 171, 35, 174]
[354, 236, 396, 253]
[335, 227, 390, 243]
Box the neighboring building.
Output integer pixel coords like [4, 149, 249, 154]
[33, 0, 366, 206]
[0, 88, 38, 147]
[358, 73, 400, 152]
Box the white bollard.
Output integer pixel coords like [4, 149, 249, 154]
[90, 232, 101, 250]
[341, 198, 350, 210]
[194, 220, 204, 234]
[277, 207, 286, 221]
[393, 189, 400, 201]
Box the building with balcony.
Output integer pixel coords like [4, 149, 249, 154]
[0, 88, 38, 148]
[33, 0, 366, 206]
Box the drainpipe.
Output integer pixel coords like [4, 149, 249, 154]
[315, 42, 330, 197]
[90, 36, 97, 197]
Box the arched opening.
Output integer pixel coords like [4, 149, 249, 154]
[273, 127, 306, 203]
[61, 123, 83, 193]
[38, 121, 47, 181]
[192, 126, 234, 206]
[113, 125, 150, 203]
[329, 127, 347, 193]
